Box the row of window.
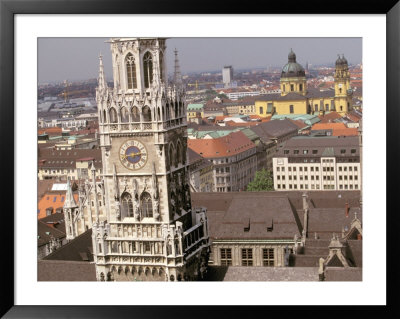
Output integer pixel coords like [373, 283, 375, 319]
[276, 183, 359, 190]
[276, 166, 358, 172]
[284, 149, 357, 155]
[215, 167, 230, 174]
[282, 83, 303, 92]
[277, 175, 319, 181]
[277, 184, 318, 190]
[339, 184, 359, 189]
[220, 248, 274, 267]
[277, 166, 319, 172]
[101, 102, 184, 124]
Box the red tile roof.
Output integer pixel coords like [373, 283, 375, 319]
[331, 128, 358, 136]
[38, 192, 79, 220]
[318, 112, 343, 123]
[38, 127, 63, 136]
[188, 131, 255, 158]
[312, 123, 358, 136]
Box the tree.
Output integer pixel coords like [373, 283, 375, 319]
[246, 169, 274, 191]
[217, 93, 228, 99]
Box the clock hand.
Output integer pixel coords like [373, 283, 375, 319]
[127, 152, 141, 158]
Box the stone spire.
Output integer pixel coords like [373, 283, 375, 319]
[173, 48, 182, 86]
[91, 161, 100, 222]
[98, 54, 107, 91]
[64, 179, 77, 209]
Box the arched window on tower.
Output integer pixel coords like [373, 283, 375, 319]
[159, 52, 164, 82]
[169, 144, 175, 168]
[131, 106, 140, 122]
[142, 106, 152, 122]
[109, 107, 118, 123]
[176, 142, 182, 166]
[125, 53, 137, 89]
[140, 192, 153, 218]
[174, 102, 178, 118]
[103, 110, 107, 123]
[143, 52, 153, 88]
[166, 103, 170, 119]
[180, 102, 184, 117]
[121, 107, 129, 123]
[121, 192, 133, 218]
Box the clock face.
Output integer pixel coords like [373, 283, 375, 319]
[119, 140, 148, 170]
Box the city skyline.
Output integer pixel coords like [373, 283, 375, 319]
[38, 37, 362, 84]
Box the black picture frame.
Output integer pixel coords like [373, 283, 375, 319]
[1, 0, 398, 317]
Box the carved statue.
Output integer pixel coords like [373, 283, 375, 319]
[133, 196, 140, 221]
[115, 200, 121, 219]
[153, 199, 160, 220]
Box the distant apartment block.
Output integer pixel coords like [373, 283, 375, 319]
[273, 136, 361, 191]
[38, 117, 88, 130]
[222, 65, 233, 86]
[188, 131, 257, 192]
[226, 91, 260, 101]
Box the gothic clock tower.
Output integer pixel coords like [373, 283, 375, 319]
[92, 38, 210, 281]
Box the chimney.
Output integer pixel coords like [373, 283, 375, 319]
[345, 202, 349, 217]
[302, 192, 309, 211]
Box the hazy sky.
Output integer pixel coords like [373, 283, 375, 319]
[38, 37, 362, 84]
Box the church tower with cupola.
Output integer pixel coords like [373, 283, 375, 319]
[280, 49, 307, 96]
[92, 38, 210, 282]
[334, 54, 353, 115]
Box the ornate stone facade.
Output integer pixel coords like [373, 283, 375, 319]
[86, 38, 210, 281]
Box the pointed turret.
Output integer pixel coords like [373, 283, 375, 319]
[173, 48, 182, 86]
[98, 54, 108, 91]
[64, 179, 77, 209]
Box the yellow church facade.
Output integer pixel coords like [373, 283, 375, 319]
[256, 50, 353, 117]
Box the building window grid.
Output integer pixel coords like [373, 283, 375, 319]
[263, 248, 275, 266]
[241, 248, 253, 266]
[220, 248, 232, 266]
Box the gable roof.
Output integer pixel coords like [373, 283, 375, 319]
[250, 119, 299, 142]
[191, 192, 301, 240]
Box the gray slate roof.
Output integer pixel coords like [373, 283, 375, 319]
[250, 119, 299, 142]
[43, 229, 93, 262]
[38, 260, 96, 281]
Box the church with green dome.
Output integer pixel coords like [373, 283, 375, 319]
[255, 49, 353, 117]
